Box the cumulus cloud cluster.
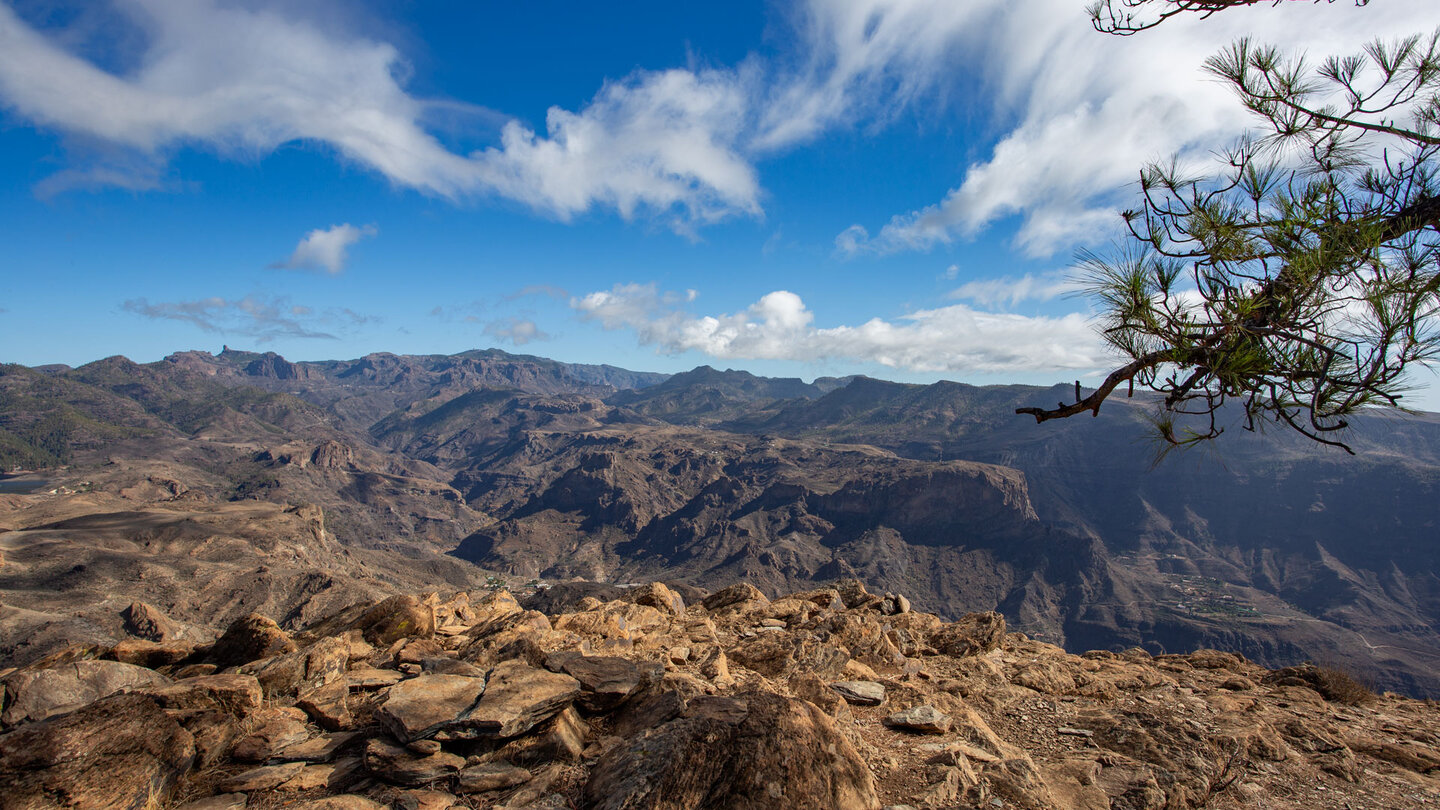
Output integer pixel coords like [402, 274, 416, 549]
[573, 283, 1107, 373]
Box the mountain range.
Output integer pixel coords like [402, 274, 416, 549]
[2, 347, 1437, 697]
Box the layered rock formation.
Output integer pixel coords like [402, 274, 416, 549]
[2, 579, 1436, 809]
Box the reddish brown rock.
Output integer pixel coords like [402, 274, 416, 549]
[628, 582, 686, 616]
[2, 659, 171, 727]
[208, 613, 298, 669]
[362, 738, 465, 786]
[0, 693, 196, 809]
[930, 611, 1005, 657]
[121, 600, 183, 641]
[350, 595, 436, 646]
[701, 583, 769, 612]
[584, 690, 878, 810]
[231, 706, 311, 761]
[456, 660, 581, 738]
[149, 673, 263, 713]
[375, 673, 487, 743]
[548, 653, 650, 712]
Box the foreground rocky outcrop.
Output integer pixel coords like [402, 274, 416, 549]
[1, 579, 1436, 810]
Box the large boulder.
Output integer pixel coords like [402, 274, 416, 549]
[701, 583, 769, 613]
[547, 653, 651, 712]
[930, 611, 1006, 657]
[0, 693, 196, 809]
[120, 601, 183, 641]
[350, 595, 436, 646]
[2, 659, 171, 727]
[208, 613, 298, 669]
[375, 674, 487, 743]
[583, 690, 879, 810]
[460, 660, 581, 738]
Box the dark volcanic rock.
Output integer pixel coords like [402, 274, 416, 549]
[583, 690, 879, 810]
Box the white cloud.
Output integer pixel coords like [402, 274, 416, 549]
[3, 0, 1425, 248]
[273, 223, 376, 274]
[755, 0, 993, 149]
[837, 0, 1431, 257]
[573, 284, 1108, 373]
[948, 272, 1084, 309]
[473, 69, 761, 230]
[484, 317, 550, 346]
[0, 2, 759, 231]
[121, 295, 348, 341]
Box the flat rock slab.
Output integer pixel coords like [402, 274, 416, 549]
[279, 757, 364, 791]
[363, 738, 465, 786]
[289, 797, 388, 810]
[217, 762, 306, 792]
[455, 660, 580, 739]
[549, 654, 646, 712]
[346, 666, 404, 689]
[831, 681, 886, 706]
[146, 674, 263, 717]
[2, 659, 172, 727]
[376, 674, 486, 743]
[297, 680, 353, 731]
[174, 795, 248, 810]
[275, 731, 363, 763]
[456, 762, 533, 793]
[231, 709, 311, 761]
[0, 693, 197, 810]
[884, 705, 952, 734]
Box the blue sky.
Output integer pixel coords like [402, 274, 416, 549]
[2, 0, 1438, 407]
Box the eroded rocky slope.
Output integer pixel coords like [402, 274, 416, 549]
[3, 578, 1437, 809]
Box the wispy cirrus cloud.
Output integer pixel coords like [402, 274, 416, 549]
[948, 271, 1085, 309]
[272, 223, 376, 275]
[834, 1, 1427, 258]
[573, 283, 1107, 373]
[121, 295, 374, 342]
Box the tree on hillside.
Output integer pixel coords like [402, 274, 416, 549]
[1088, 0, 1368, 36]
[1018, 21, 1440, 453]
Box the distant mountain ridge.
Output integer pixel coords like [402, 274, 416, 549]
[5, 346, 1440, 696]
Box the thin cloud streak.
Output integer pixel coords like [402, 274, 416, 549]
[121, 295, 373, 342]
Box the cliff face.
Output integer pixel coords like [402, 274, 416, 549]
[2, 578, 1437, 810]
